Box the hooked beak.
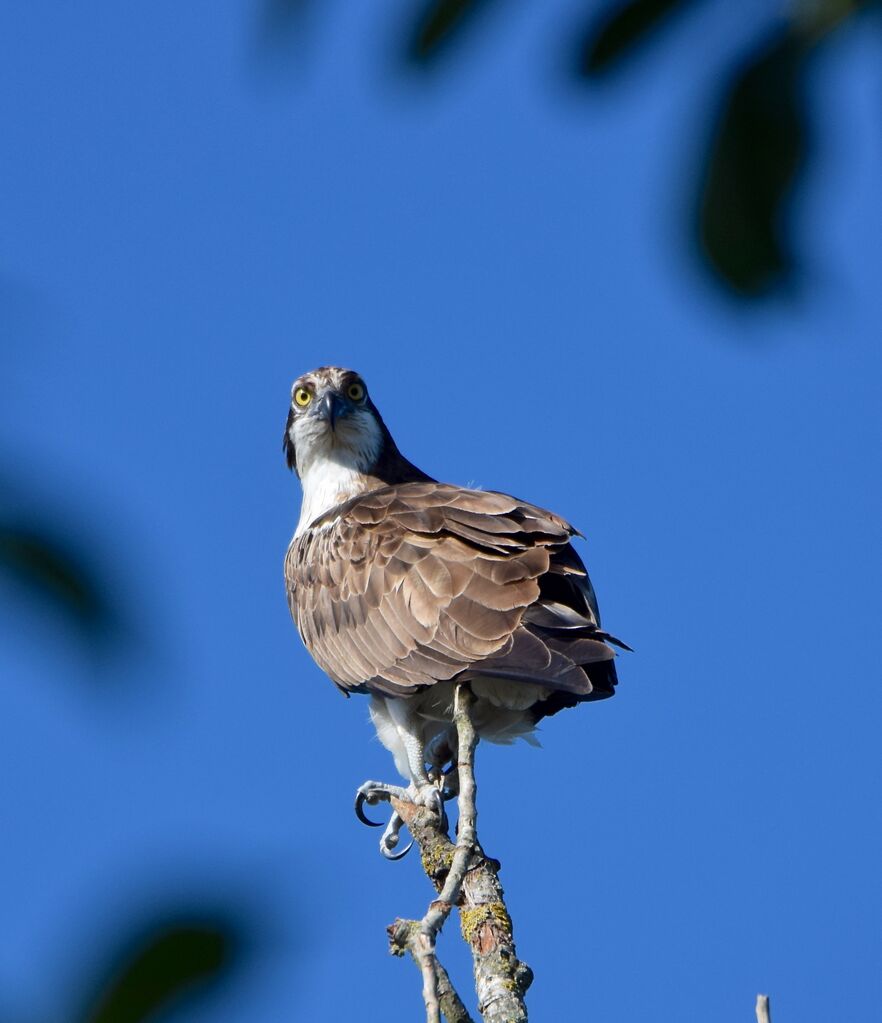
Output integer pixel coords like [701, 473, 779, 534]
[319, 391, 350, 431]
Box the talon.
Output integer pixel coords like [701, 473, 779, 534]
[353, 780, 423, 859]
[379, 809, 414, 860]
[382, 812, 403, 847]
[381, 837, 414, 860]
[355, 792, 383, 828]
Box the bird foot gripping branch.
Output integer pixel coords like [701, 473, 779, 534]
[355, 778, 455, 860]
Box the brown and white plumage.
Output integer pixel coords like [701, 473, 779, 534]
[283, 367, 625, 850]
[287, 481, 620, 704]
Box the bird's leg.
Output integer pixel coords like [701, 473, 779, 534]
[386, 697, 447, 826]
[355, 698, 450, 858]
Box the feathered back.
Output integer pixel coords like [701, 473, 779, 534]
[285, 482, 623, 713]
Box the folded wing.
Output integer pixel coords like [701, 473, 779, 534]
[285, 482, 624, 706]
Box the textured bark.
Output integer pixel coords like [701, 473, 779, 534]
[388, 919, 475, 1023]
[389, 686, 532, 1022]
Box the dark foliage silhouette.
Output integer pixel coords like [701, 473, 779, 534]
[255, 0, 879, 300]
[76, 909, 248, 1023]
[696, 28, 808, 295]
[576, 0, 703, 75]
[404, 0, 500, 66]
[0, 520, 119, 645]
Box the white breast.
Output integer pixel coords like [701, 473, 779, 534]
[295, 459, 364, 537]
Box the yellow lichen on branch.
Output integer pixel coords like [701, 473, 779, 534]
[460, 902, 512, 950]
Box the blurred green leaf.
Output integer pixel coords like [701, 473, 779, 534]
[79, 914, 244, 1023]
[0, 522, 118, 642]
[406, 0, 499, 66]
[696, 30, 808, 295]
[576, 0, 702, 76]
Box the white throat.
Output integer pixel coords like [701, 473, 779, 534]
[295, 456, 368, 537]
[292, 410, 384, 537]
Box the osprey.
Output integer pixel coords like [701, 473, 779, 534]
[283, 366, 625, 857]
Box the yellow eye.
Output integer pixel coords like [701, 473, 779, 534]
[347, 382, 365, 402]
[294, 387, 312, 408]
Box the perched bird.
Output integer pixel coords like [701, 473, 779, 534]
[283, 366, 626, 856]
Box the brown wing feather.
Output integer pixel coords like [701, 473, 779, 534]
[285, 482, 621, 701]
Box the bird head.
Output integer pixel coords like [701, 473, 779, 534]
[283, 366, 385, 479]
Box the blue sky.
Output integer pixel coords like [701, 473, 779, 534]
[1, 2, 880, 1021]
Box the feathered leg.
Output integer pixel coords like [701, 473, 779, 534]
[355, 696, 447, 858]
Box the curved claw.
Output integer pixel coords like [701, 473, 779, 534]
[381, 837, 414, 861]
[354, 792, 384, 828]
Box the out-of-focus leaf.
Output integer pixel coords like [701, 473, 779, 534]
[0, 522, 118, 642]
[576, 0, 703, 77]
[79, 913, 245, 1023]
[406, 0, 499, 66]
[696, 30, 808, 296]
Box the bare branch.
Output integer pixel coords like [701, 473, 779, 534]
[388, 918, 476, 1023]
[387, 683, 480, 1021]
[390, 683, 532, 1022]
[756, 994, 771, 1023]
[417, 685, 480, 993]
[433, 957, 476, 1023]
